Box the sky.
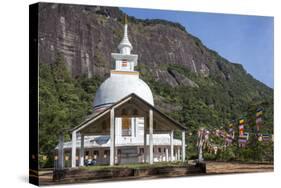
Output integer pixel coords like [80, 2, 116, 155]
[121, 8, 274, 88]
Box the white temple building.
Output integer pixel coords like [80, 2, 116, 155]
[56, 17, 187, 168]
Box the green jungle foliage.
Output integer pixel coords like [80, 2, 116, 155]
[39, 54, 273, 168]
[39, 55, 102, 167]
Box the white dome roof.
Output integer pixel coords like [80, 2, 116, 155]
[93, 74, 154, 109]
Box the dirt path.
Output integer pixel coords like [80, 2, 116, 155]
[205, 161, 273, 174]
[38, 171, 53, 185]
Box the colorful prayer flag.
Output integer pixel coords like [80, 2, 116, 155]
[239, 125, 244, 130]
[256, 117, 262, 124]
[239, 119, 245, 124]
[256, 111, 263, 117]
[238, 133, 249, 147]
[262, 134, 271, 142]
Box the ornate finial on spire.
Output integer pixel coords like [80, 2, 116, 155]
[118, 14, 132, 54]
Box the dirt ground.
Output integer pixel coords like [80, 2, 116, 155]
[38, 161, 273, 185]
[205, 161, 273, 174]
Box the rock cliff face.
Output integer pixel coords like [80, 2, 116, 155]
[38, 3, 234, 86]
[38, 3, 273, 116]
[37, 2, 274, 149]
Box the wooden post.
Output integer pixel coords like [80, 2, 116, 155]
[198, 131, 203, 162]
[110, 108, 115, 166]
[58, 133, 64, 169]
[79, 134, 84, 167]
[149, 109, 153, 164]
[71, 131, 77, 168]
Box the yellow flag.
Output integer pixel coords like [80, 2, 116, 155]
[256, 111, 263, 117]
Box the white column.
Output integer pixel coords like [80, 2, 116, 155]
[166, 148, 169, 162]
[71, 131, 77, 168]
[58, 134, 64, 169]
[131, 118, 135, 137]
[170, 130, 174, 161]
[79, 134, 85, 167]
[115, 147, 118, 164]
[117, 118, 122, 145]
[110, 108, 115, 166]
[177, 147, 181, 161]
[115, 118, 118, 146]
[182, 131, 186, 162]
[143, 120, 147, 163]
[149, 109, 153, 164]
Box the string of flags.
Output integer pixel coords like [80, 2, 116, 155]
[197, 128, 227, 155]
[238, 118, 248, 147]
[197, 107, 273, 154]
[239, 118, 245, 136]
[225, 123, 235, 146]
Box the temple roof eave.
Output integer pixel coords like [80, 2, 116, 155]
[111, 53, 138, 61]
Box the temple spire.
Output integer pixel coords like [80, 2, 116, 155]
[111, 14, 138, 72]
[118, 14, 132, 55]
